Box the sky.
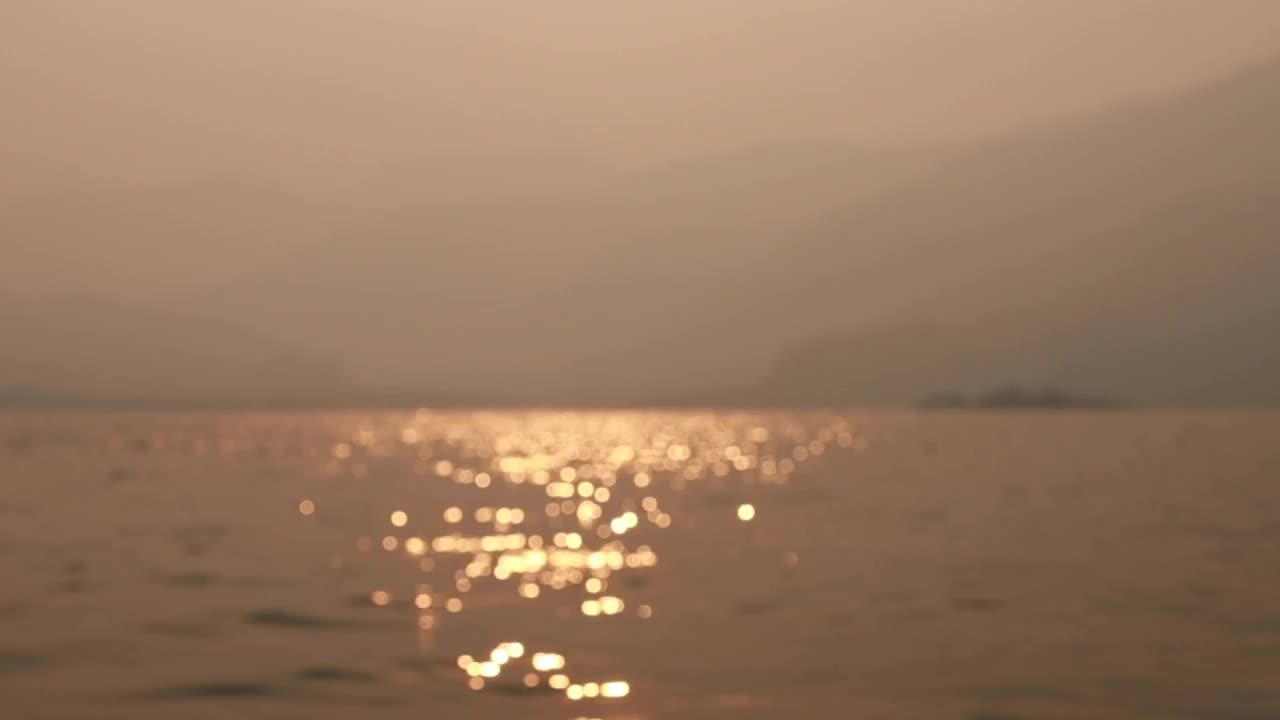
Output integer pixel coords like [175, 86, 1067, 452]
[4, 0, 1280, 197]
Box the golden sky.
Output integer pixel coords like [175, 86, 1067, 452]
[4, 0, 1280, 194]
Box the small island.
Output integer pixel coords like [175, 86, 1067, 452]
[921, 385, 1125, 409]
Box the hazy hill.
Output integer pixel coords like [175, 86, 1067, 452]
[0, 294, 361, 406]
[5, 55, 1279, 406]
[753, 56, 1280, 405]
[194, 143, 941, 395]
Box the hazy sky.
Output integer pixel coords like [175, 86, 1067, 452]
[5, 0, 1280, 196]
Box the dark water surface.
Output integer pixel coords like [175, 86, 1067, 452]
[1, 410, 1278, 719]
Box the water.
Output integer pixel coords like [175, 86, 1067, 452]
[1, 410, 1279, 719]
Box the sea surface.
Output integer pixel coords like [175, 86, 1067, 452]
[1, 410, 1278, 720]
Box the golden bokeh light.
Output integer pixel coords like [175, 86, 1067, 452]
[404, 536, 427, 555]
[294, 411, 859, 703]
[532, 652, 566, 672]
[601, 680, 631, 698]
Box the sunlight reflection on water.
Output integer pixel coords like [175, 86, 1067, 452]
[6, 410, 1278, 719]
[295, 411, 859, 707]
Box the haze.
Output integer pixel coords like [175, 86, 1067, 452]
[7, 1, 1280, 192]
[3, 1, 1279, 406]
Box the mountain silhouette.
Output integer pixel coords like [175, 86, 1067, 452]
[750, 55, 1280, 405]
[0, 294, 360, 406]
[2, 56, 1278, 406]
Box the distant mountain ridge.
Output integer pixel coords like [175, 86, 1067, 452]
[0, 294, 362, 406]
[3, 56, 1279, 407]
[747, 54, 1280, 406]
